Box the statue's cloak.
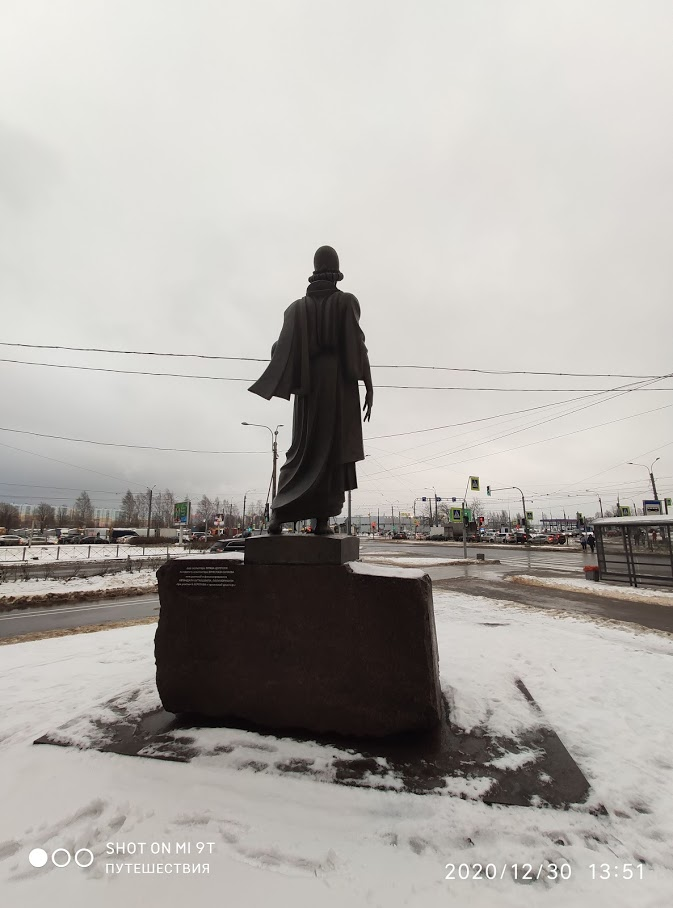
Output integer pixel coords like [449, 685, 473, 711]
[248, 286, 369, 521]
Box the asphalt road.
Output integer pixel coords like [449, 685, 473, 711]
[0, 594, 160, 639]
[0, 539, 602, 640]
[359, 538, 595, 574]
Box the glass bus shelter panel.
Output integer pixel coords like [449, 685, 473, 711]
[596, 523, 673, 588]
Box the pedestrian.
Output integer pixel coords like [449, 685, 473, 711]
[587, 532, 595, 554]
[580, 534, 588, 552]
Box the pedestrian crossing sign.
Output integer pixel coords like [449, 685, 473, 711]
[620, 506, 631, 516]
[451, 508, 462, 521]
[525, 511, 534, 521]
[469, 476, 480, 491]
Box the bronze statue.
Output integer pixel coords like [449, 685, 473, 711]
[249, 246, 373, 535]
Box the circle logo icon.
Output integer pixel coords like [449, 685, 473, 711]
[28, 849, 48, 868]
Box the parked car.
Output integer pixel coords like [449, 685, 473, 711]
[79, 536, 112, 544]
[528, 533, 548, 545]
[118, 535, 144, 545]
[0, 535, 27, 546]
[481, 532, 497, 542]
[27, 536, 49, 545]
[58, 534, 83, 544]
[110, 529, 140, 543]
[392, 532, 408, 540]
[209, 538, 245, 553]
[546, 533, 567, 545]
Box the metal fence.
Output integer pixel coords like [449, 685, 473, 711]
[0, 554, 171, 584]
[0, 544, 192, 564]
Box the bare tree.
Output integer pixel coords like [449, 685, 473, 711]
[56, 505, 69, 525]
[72, 491, 94, 526]
[0, 502, 20, 528]
[134, 491, 150, 526]
[469, 497, 484, 519]
[120, 490, 137, 524]
[196, 495, 215, 530]
[34, 502, 56, 532]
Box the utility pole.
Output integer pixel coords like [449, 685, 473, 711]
[628, 457, 660, 503]
[242, 494, 247, 532]
[272, 426, 280, 500]
[347, 490, 352, 536]
[146, 487, 153, 539]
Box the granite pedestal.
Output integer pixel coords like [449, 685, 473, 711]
[155, 536, 443, 737]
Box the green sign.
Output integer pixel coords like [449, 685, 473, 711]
[174, 501, 190, 525]
[666, 498, 672, 507]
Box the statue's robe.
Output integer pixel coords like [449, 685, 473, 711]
[248, 281, 369, 522]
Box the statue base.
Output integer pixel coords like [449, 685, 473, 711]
[245, 532, 359, 565]
[155, 557, 443, 737]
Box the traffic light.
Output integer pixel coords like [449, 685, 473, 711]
[486, 485, 491, 496]
[264, 503, 270, 521]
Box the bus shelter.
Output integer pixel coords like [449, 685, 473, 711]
[593, 515, 673, 588]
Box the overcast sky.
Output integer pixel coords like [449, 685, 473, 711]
[1, 0, 671, 524]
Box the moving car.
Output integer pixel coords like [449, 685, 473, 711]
[209, 538, 246, 553]
[79, 536, 111, 544]
[528, 533, 548, 545]
[0, 535, 27, 546]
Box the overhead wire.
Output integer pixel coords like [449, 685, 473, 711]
[0, 341, 666, 379]
[1, 357, 672, 391]
[364, 375, 670, 479]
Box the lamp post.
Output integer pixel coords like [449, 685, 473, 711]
[585, 490, 604, 518]
[242, 489, 255, 534]
[627, 457, 660, 503]
[241, 423, 283, 501]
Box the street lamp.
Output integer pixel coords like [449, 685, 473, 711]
[585, 489, 604, 518]
[241, 489, 256, 533]
[627, 457, 660, 502]
[242, 423, 283, 502]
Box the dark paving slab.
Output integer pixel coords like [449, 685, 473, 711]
[34, 680, 594, 810]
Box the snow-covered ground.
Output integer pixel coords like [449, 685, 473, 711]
[0, 567, 161, 603]
[1, 589, 672, 906]
[510, 574, 673, 608]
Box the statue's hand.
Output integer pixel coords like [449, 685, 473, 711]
[363, 391, 373, 422]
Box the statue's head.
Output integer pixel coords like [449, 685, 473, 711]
[308, 245, 343, 284]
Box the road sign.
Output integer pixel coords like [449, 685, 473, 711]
[643, 500, 662, 515]
[451, 508, 462, 522]
[525, 511, 534, 521]
[174, 501, 190, 525]
[665, 498, 672, 507]
[620, 505, 631, 516]
[469, 476, 480, 491]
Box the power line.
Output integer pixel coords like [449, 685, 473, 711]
[364, 392, 611, 440]
[0, 438, 148, 489]
[373, 402, 673, 481]
[0, 426, 268, 455]
[0, 482, 124, 493]
[0, 341, 666, 379]
[364, 376, 667, 478]
[2, 357, 672, 391]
